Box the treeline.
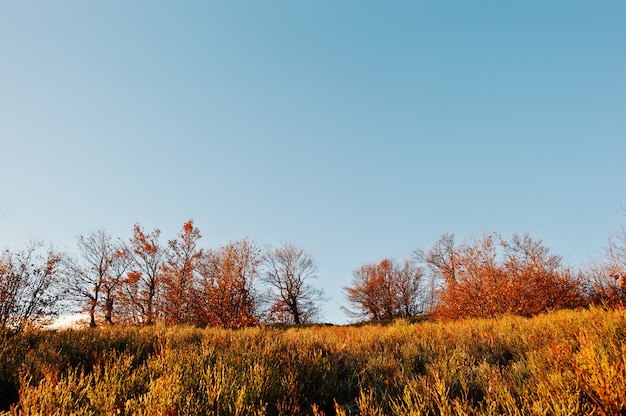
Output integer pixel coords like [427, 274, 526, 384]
[344, 231, 626, 321]
[1, 220, 626, 333]
[1, 220, 326, 333]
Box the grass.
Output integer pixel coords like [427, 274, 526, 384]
[1, 306, 625, 415]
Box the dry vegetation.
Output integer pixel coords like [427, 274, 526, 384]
[1, 306, 625, 415]
[2, 222, 626, 414]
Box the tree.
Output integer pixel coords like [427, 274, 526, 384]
[395, 259, 426, 317]
[414, 233, 458, 283]
[195, 239, 261, 328]
[160, 220, 202, 325]
[121, 224, 164, 325]
[0, 243, 63, 335]
[344, 258, 424, 321]
[263, 243, 325, 324]
[345, 260, 394, 321]
[413, 233, 458, 313]
[418, 233, 584, 320]
[501, 233, 582, 316]
[99, 244, 133, 325]
[584, 228, 626, 306]
[434, 234, 504, 319]
[64, 230, 125, 327]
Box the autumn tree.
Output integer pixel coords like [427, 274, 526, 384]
[0, 243, 63, 335]
[195, 239, 262, 328]
[121, 224, 164, 325]
[501, 233, 583, 315]
[160, 220, 202, 325]
[434, 234, 505, 319]
[344, 258, 424, 321]
[418, 233, 583, 320]
[345, 260, 394, 321]
[64, 230, 128, 327]
[262, 243, 325, 324]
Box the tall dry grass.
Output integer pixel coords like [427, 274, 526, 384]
[1, 306, 624, 415]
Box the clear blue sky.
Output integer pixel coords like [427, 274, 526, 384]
[1, 1, 625, 323]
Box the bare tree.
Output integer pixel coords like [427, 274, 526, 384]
[395, 259, 426, 317]
[100, 244, 133, 325]
[584, 228, 626, 306]
[64, 230, 122, 327]
[0, 243, 63, 335]
[414, 233, 458, 283]
[413, 233, 458, 313]
[263, 243, 325, 324]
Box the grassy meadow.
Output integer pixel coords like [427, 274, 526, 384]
[1, 306, 625, 415]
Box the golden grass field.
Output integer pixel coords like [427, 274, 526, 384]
[1, 306, 624, 415]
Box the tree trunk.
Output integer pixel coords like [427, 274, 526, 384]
[89, 302, 97, 328]
[104, 298, 114, 325]
[146, 285, 155, 325]
[290, 299, 301, 325]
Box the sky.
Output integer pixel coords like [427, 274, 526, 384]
[1, 1, 625, 324]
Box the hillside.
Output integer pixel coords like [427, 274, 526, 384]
[1, 306, 624, 415]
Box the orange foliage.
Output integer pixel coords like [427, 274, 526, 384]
[424, 233, 584, 320]
[120, 224, 164, 325]
[345, 258, 424, 321]
[612, 272, 626, 288]
[160, 220, 202, 325]
[194, 239, 261, 328]
[183, 220, 194, 236]
[125, 270, 142, 284]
